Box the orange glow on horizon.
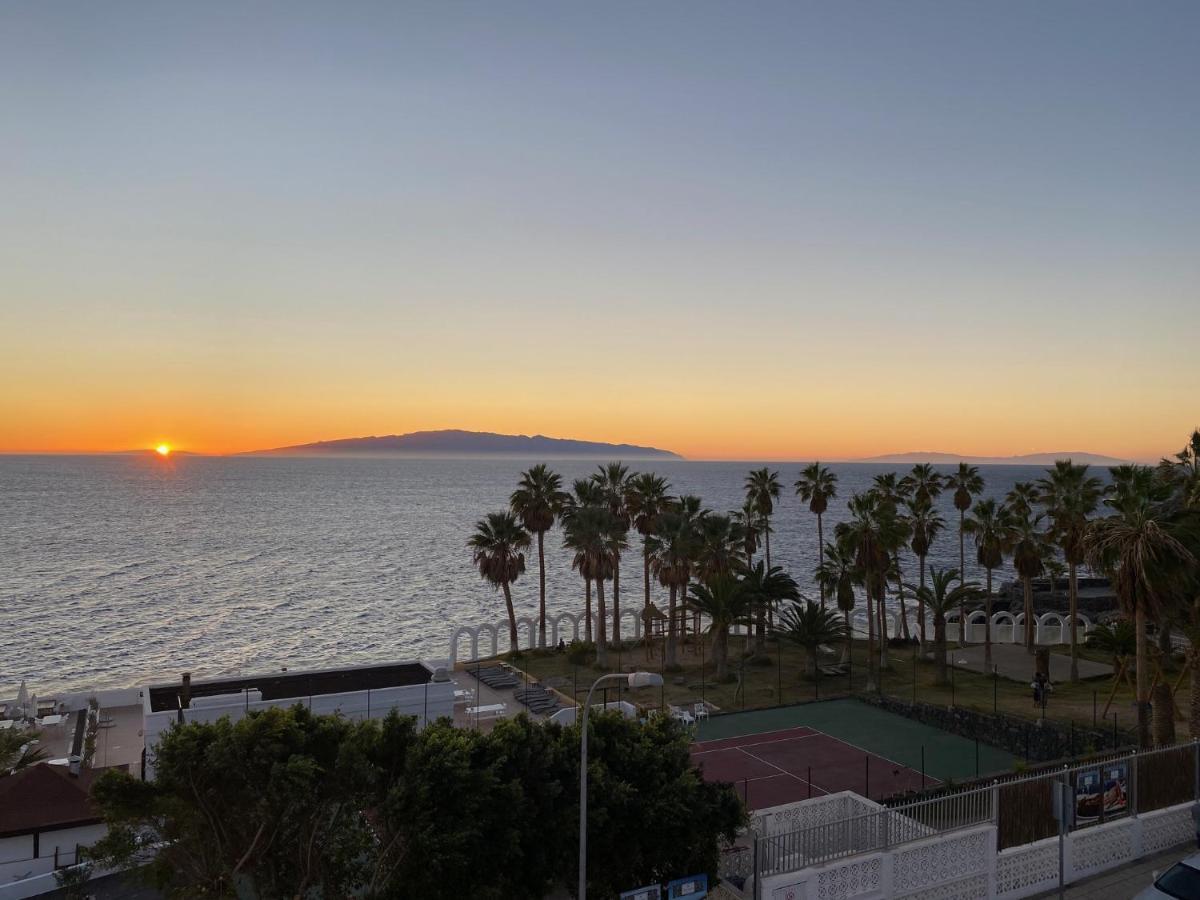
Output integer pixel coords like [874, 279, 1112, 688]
[156, 443, 171, 457]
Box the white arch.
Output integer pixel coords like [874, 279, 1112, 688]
[516, 616, 538, 650]
[477, 622, 499, 658]
[549, 611, 580, 646]
[449, 625, 478, 666]
[991, 611, 1017, 644]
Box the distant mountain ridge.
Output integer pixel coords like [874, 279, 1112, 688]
[857, 450, 1132, 466]
[247, 429, 683, 459]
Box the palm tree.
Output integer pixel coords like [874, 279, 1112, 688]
[591, 462, 632, 645]
[836, 491, 909, 685]
[648, 504, 701, 668]
[1158, 429, 1200, 508]
[905, 567, 982, 686]
[963, 498, 1009, 668]
[1006, 482, 1045, 653]
[1037, 460, 1104, 681]
[625, 473, 673, 614]
[947, 462, 985, 587]
[1086, 471, 1197, 747]
[510, 464, 569, 648]
[695, 513, 744, 583]
[731, 498, 761, 568]
[562, 505, 623, 667]
[899, 463, 945, 507]
[743, 562, 801, 656]
[795, 463, 839, 608]
[687, 574, 752, 681]
[781, 600, 849, 678]
[0, 727, 49, 773]
[905, 496, 945, 646]
[745, 468, 782, 568]
[468, 512, 530, 652]
[815, 538, 859, 661]
[563, 479, 605, 642]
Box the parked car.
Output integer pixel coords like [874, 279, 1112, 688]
[1135, 853, 1200, 899]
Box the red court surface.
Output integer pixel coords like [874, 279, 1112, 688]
[690, 726, 938, 810]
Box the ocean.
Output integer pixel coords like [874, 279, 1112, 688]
[1, 455, 1069, 695]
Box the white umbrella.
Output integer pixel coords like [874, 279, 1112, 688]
[15, 681, 28, 719]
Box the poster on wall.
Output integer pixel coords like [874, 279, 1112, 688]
[1075, 763, 1130, 824]
[1102, 762, 1129, 816]
[1075, 769, 1102, 823]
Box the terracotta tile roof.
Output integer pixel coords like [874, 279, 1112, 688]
[0, 763, 106, 837]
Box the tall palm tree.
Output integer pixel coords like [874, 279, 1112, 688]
[905, 568, 982, 686]
[1038, 460, 1104, 680]
[1158, 429, 1200, 508]
[687, 574, 752, 681]
[563, 478, 605, 641]
[510, 464, 570, 648]
[905, 496, 945, 646]
[1087, 470, 1196, 747]
[591, 463, 632, 645]
[743, 562, 801, 656]
[836, 491, 909, 685]
[648, 504, 701, 668]
[562, 505, 623, 667]
[625, 473, 673, 614]
[815, 539, 858, 661]
[695, 513, 745, 583]
[946, 463, 985, 589]
[731, 498, 761, 568]
[0, 727, 49, 772]
[745, 468, 782, 568]
[871, 473, 912, 650]
[781, 600, 849, 678]
[1006, 482, 1045, 652]
[795, 463, 839, 608]
[963, 498, 1008, 668]
[468, 512, 531, 652]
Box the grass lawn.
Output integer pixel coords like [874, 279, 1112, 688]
[485, 633, 1191, 742]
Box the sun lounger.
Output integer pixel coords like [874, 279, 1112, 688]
[465, 703, 506, 718]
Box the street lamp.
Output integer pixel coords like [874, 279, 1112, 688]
[578, 670, 664, 900]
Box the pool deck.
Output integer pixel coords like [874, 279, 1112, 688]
[951, 643, 1112, 682]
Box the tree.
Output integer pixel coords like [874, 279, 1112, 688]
[687, 573, 752, 681]
[743, 562, 801, 657]
[837, 491, 909, 685]
[870, 473, 913, 652]
[963, 498, 1009, 669]
[744, 468, 782, 569]
[88, 705, 392, 898]
[1006, 483, 1046, 653]
[815, 538, 859, 661]
[905, 568, 983, 687]
[562, 505, 624, 667]
[899, 463, 945, 507]
[625, 473, 673, 614]
[795, 463, 838, 608]
[780, 599, 849, 678]
[1086, 470, 1196, 747]
[591, 463, 633, 644]
[905, 496, 945, 646]
[1037, 460, 1104, 681]
[1158, 429, 1200, 509]
[564, 479, 606, 643]
[731, 498, 761, 568]
[468, 511, 530, 652]
[0, 726, 48, 773]
[946, 463, 985, 638]
[511, 464, 570, 648]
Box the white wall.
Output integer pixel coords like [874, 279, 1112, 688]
[0, 824, 106, 887]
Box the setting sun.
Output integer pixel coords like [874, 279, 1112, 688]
[156, 443, 171, 457]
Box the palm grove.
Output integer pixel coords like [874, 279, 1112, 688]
[473, 432, 1200, 748]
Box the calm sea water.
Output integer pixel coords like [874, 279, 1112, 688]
[1, 455, 1059, 695]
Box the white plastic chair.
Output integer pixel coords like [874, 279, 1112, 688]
[693, 702, 709, 721]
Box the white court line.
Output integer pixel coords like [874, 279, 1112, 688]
[735, 745, 828, 797]
[691, 732, 823, 754]
[692, 725, 818, 748]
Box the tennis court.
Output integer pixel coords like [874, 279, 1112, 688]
[690, 698, 1016, 810]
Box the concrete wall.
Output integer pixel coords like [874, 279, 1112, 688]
[0, 823, 105, 888]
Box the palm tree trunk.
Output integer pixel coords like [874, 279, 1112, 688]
[612, 559, 621, 647]
[764, 516, 771, 568]
[643, 543, 651, 612]
[584, 578, 593, 643]
[918, 556, 928, 646]
[878, 587, 889, 670]
[1152, 682, 1176, 747]
[1190, 647, 1200, 740]
[817, 513, 826, 609]
[1135, 605, 1151, 748]
[865, 590, 876, 690]
[843, 609, 853, 664]
[1158, 622, 1173, 658]
[807, 644, 818, 679]
[896, 570, 910, 641]
[754, 601, 766, 656]
[984, 568, 993, 669]
[595, 579, 609, 668]
[537, 530, 547, 648]
[666, 584, 678, 668]
[934, 615, 948, 686]
[715, 628, 728, 681]
[1023, 577, 1035, 653]
[958, 515, 966, 648]
[1068, 563, 1079, 682]
[502, 582, 519, 653]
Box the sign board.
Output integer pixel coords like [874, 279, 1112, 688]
[666, 874, 708, 899]
[620, 887, 661, 900]
[1075, 763, 1129, 824]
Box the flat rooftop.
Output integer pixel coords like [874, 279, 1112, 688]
[147, 662, 432, 713]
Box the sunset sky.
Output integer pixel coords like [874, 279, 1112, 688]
[2, 2, 1197, 461]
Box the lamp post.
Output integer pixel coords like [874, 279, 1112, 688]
[579, 670, 664, 900]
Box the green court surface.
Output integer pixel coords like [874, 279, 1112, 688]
[694, 697, 1017, 784]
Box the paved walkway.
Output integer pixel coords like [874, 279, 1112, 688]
[951, 644, 1112, 682]
[1035, 843, 1196, 898]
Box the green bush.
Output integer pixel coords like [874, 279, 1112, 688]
[566, 640, 595, 666]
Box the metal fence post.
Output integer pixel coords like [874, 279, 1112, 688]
[1194, 739, 1199, 802]
[753, 834, 760, 900]
[1131, 749, 1139, 818]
